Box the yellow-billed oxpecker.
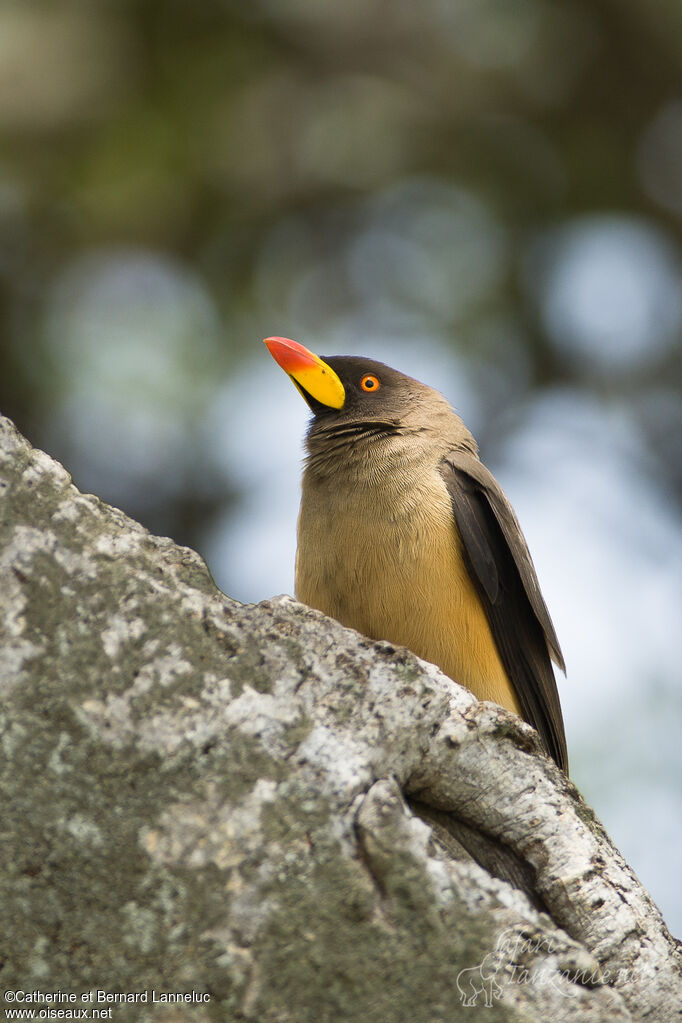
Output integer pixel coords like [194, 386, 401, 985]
[264, 336, 568, 773]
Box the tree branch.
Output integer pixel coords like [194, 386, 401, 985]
[0, 415, 679, 1021]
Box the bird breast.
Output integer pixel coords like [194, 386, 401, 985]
[295, 457, 521, 713]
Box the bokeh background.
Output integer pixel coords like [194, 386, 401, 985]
[1, 1, 680, 933]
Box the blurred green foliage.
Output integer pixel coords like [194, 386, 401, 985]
[0, 0, 680, 539]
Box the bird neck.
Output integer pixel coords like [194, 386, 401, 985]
[304, 423, 419, 486]
[304, 410, 477, 488]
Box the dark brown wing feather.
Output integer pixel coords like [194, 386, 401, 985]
[440, 452, 568, 773]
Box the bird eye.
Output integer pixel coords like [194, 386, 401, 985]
[360, 374, 381, 392]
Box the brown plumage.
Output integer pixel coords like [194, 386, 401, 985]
[265, 339, 568, 773]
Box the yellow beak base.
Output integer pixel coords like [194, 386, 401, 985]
[264, 336, 345, 410]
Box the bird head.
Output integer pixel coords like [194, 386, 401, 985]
[263, 335, 432, 431]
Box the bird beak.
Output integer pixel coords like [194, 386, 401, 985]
[263, 336, 345, 410]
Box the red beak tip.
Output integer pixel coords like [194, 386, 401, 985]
[263, 335, 295, 346]
[263, 335, 317, 372]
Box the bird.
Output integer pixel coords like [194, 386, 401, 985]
[264, 335, 568, 773]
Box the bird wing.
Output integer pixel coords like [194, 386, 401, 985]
[440, 452, 568, 772]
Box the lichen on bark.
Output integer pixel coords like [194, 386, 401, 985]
[0, 415, 679, 1022]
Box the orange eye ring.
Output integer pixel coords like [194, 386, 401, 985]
[360, 374, 381, 392]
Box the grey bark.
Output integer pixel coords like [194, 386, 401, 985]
[0, 414, 679, 1022]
